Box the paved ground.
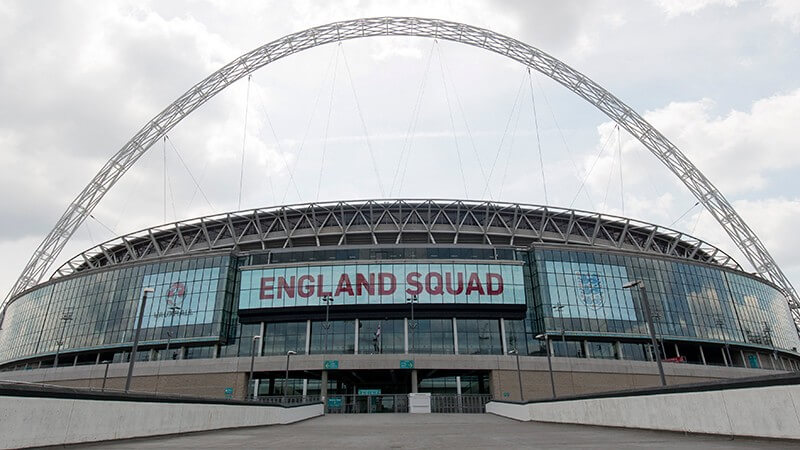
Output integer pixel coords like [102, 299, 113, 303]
[82, 414, 795, 449]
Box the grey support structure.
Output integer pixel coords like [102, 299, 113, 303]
[4, 17, 798, 329]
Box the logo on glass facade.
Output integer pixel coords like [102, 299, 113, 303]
[575, 273, 604, 310]
[239, 263, 525, 309]
[140, 268, 220, 328]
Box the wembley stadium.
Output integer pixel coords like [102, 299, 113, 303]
[1, 18, 799, 411]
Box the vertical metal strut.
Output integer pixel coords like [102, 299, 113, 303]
[3, 17, 797, 329]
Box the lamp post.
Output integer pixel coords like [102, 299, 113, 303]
[283, 350, 297, 405]
[623, 281, 666, 386]
[53, 309, 74, 368]
[101, 360, 111, 391]
[535, 334, 556, 399]
[552, 303, 566, 345]
[249, 335, 261, 400]
[125, 287, 154, 393]
[321, 295, 333, 354]
[508, 349, 524, 402]
[406, 295, 418, 353]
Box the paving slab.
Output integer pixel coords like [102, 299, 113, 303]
[79, 413, 796, 449]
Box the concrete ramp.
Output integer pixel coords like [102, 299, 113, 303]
[0, 382, 323, 448]
[487, 373, 800, 441]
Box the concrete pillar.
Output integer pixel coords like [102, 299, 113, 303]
[411, 369, 418, 393]
[305, 320, 311, 355]
[354, 319, 359, 355]
[302, 378, 308, 396]
[756, 352, 763, 369]
[258, 322, 265, 356]
[721, 347, 729, 366]
[404, 318, 409, 354]
[740, 349, 746, 367]
[699, 345, 707, 365]
[453, 318, 459, 355]
[674, 343, 681, 357]
[321, 370, 328, 401]
[499, 318, 508, 355]
[456, 375, 462, 395]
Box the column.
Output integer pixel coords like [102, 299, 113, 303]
[452, 318, 459, 355]
[721, 347, 729, 366]
[404, 318, 409, 354]
[354, 319, 359, 355]
[615, 341, 623, 360]
[258, 322, 265, 355]
[305, 320, 311, 355]
[321, 370, 328, 401]
[411, 369, 418, 393]
[303, 378, 308, 396]
[499, 318, 508, 355]
[699, 345, 707, 365]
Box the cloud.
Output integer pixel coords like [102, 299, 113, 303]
[650, 0, 739, 17]
[767, 0, 800, 32]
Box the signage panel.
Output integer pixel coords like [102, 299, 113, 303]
[324, 360, 339, 370]
[239, 262, 525, 310]
[399, 359, 415, 369]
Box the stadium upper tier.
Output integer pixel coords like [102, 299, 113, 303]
[50, 199, 741, 281]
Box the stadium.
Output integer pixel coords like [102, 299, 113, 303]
[1, 18, 799, 412]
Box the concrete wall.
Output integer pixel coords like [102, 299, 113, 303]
[487, 384, 800, 440]
[0, 395, 323, 448]
[0, 354, 782, 402]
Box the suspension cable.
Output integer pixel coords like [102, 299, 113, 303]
[534, 77, 595, 209]
[669, 201, 701, 228]
[281, 45, 340, 203]
[237, 75, 252, 210]
[437, 42, 491, 199]
[165, 135, 214, 210]
[316, 43, 341, 202]
[340, 44, 385, 197]
[254, 89, 302, 203]
[497, 85, 526, 199]
[89, 214, 117, 236]
[392, 39, 436, 197]
[162, 136, 167, 223]
[435, 41, 469, 197]
[569, 123, 619, 208]
[601, 133, 619, 212]
[482, 71, 526, 199]
[528, 68, 549, 205]
[618, 125, 625, 215]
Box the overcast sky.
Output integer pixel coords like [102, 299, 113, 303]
[1, 0, 800, 298]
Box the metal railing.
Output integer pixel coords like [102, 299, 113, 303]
[255, 395, 322, 406]
[431, 394, 492, 413]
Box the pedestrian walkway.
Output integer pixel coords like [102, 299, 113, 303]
[84, 413, 792, 449]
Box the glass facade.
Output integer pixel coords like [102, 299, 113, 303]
[1, 244, 798, 369]
[0, 255, 234, 363]
[534, 248, 800, 352]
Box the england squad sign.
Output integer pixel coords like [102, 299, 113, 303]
[238, 262, 525, 309]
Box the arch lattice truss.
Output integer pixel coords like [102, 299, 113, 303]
[5, 17, 798, 327]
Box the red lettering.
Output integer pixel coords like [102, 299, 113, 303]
[259, 277, 274, 300]
[425, 272, 444, 295]
[486, 273, 504, 295]
[317, 274, 332, 297]
[405, 272, 423, 295]
[378, 272, 396, 295]
[445, 272, 464, 295]
[277, 276, 296, 299]
[465, 273, 485, 295]
[335, 273, 354, 296]
[355, 273, 375, 296]
[298, 275, 315, 298]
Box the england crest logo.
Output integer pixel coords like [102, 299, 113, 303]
[575, 273, 604, 310]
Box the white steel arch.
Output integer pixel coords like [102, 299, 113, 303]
[4, 17, 798, 325]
